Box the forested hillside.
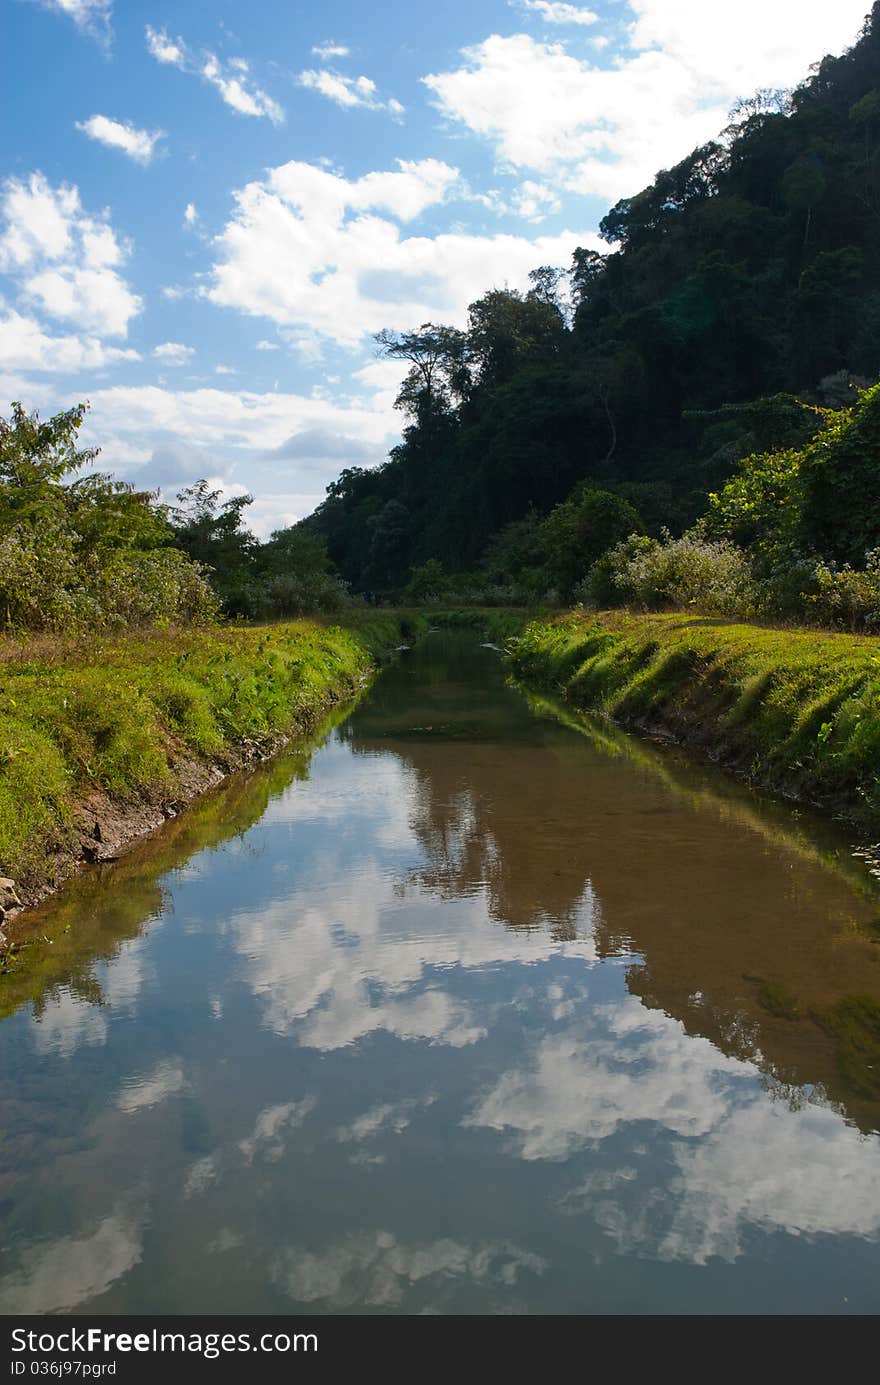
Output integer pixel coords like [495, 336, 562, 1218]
[307, 4, 880, 597]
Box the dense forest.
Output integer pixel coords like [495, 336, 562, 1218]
[4, 7, 880, 633]
[296, 3, 880, 616]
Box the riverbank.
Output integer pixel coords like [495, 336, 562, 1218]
[0, 612, 415, 924]
[507, 610, 880, 830]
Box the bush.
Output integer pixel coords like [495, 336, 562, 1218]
[0, 402, 217, 632]
[803, 551, 880, 631]
[405, 559, 451, 603]
[583, 531, 756, 617]
[538, 487, 643, 595]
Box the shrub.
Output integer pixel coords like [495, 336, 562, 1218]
[583, 531, 756, 617]
[803, 551, 880, 631]
[538, 487, 643, 594]
[0, 402, 217, 632]
[405, 559, 451, 603]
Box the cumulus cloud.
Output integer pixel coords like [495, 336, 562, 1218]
[511, 180, 562, 221]
[0, 305, 139, 372]
[0, 374, 400, 534]
[152, 341, 195, 366]
[183, 202, 198, 228]
[75, 114, 164, 164]
[145, 25, 284, 124]
[0, 172, 141, 339]
[206, 156, 598, 348]
[215, 741, 599, 1046]
[424, 1, 872, 202]
[298, 68, 404, 117]
[0, 1212, 142, 1315]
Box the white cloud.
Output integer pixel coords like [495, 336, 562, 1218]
[206, 156, 598, 348]
[239, 1097, 316, 1163]
[465, 991, 880, 1263]
[468, 1000, 743, 1160]
[144, 23, 185, 66]
[0, 305, 139, 372]
[145, 26, 284, 124]
[515, 1, 598, 24]
[272, 1230, 546, 1310]
[202, 55, 284, 123]
[0, 1212, 142, 1315]
[116, 1059, 185, 1113]
[298, 68, 404, 117]
[312, 40, 350, 59]
[0, 376, 400, 533]
[152, 341, 195, 366]
[336, 1096, 436, 1144]
[76, 114, 164, 165]
[31, 0, 112, 44]
[30, 987, 108, 1057]
[255, 338, 279, 351]
[424, 3, 872, 202]
[0, 172, 141, 338]
[214, 740, 600, 1046]
[183, 202, 198, 228]
[511, 180, 562, 221]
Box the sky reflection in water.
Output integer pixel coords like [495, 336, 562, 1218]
[1, 635, 880, 1315]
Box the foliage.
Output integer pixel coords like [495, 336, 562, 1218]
[306, 9, 880, 603]
[804, 553, 880, 630]
[508, 610, 880, 827]
[169, 479, 257, 616]
[536, 487, 642, 595]
[584, 531, 756, 617]
[0, 613, 411, 889]
[405, 558, 451, 603]
[0, 403, 217, 631]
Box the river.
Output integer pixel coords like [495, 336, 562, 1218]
[1, 631, 879, 1314]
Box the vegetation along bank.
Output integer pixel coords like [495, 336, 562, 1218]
[0, 613, 413, 929]
[507, 611, 880, 830]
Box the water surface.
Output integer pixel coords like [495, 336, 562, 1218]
[2, 633, 880, 1315]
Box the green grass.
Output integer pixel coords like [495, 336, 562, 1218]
[0, 611, 412, 891]
[508, 610, 880, 826]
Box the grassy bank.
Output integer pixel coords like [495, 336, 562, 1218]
[0, 611, 413, 902]
[508, 610, 880, 827]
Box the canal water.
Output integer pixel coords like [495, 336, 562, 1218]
[2, 632, 880, 1315]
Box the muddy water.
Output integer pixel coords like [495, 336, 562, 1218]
[2, 632, 880, 1315]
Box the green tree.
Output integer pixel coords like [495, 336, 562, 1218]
[0, 403, 215, 630]
[538, 488, 643, 594]
[170, 480, 257, 614]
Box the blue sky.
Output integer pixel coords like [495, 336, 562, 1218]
[1, 0, 872, 534]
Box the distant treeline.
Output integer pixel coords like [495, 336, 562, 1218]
[299, 3, 880, 626]
[6, 8, 880, 634]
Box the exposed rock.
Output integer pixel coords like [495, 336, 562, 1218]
[0, 878, 21, 910]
